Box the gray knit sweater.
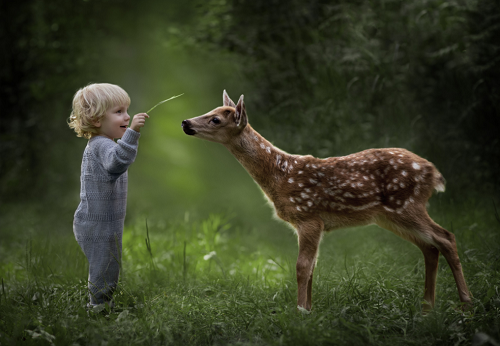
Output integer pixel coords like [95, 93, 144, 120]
[74, 128, 140, 305]
[73, 128, 140, 242]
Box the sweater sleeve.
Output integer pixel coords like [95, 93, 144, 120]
[93, 128, 141, 174]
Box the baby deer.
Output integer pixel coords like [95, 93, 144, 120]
[182, 91, 471, 312]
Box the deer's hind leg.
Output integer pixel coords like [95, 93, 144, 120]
[418, 242, 440, 311]
[376, 210, 471, 310]
[423, 216, 472, 308]
[295, 217, 323, 311]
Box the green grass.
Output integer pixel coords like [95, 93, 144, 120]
[0, 200, 499, 346]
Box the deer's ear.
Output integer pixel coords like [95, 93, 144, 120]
[235, 95, 248, 128]
[223, 90, 236, 108]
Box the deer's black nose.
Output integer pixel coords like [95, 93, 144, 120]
[182, 120, 196, 135]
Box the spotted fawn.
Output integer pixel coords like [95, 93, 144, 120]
[182, 90, 471, 312]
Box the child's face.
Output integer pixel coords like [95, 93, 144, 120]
[95, 104, 130, 139]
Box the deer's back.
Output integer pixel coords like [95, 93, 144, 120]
[273, 148, 442, 230]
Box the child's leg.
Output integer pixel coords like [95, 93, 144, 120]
[78, 236, 122, 306]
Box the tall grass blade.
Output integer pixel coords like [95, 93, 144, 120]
[183, 241, 187, 281]
[1, 278, 5, 302]
[493, 200, 500, 224]
[145, 219, 156, 271]
[146, 94, 184, 114]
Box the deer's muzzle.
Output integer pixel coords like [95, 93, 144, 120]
[181, 120, 196, 135]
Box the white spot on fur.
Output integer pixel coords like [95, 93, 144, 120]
[384, 206, 394, 212]
[307, 201, 313, 207]
[282, 161, 288, 171]
[309, 179, 318, 184]
[290, 197, 295, 203]
[296, 206, 301, 211]
[266, 146, 271, 153]
[412, 162, 421, 170]
[298, 183, 304, 187]
[288, 178, 294, 183]
[401, 170, 407, 177]
[400, 183, 405, 188]
[344, 192, 355, 198]
[298, 171, 303, 174]
[301, 192, 309, 199]
[260, 143, 265, 149]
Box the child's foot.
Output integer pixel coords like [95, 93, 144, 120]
[86, 301, 114, 316]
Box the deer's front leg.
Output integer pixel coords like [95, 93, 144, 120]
[295, 218, 323, 311]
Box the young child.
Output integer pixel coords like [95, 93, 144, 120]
[68, 83, 149, 308]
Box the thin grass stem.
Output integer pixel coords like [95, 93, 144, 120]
[146, 94, 184, 114]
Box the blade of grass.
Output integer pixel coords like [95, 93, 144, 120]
[2, 278, 5, 302]
[146, 94, 184, 114]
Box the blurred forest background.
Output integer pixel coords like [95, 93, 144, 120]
[1, 0, 499, 218]
[1, 0, 500, 344]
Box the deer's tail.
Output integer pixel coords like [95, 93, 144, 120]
[433, 171, 446, 193]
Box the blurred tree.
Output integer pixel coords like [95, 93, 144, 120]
[0, 0, 101, 201]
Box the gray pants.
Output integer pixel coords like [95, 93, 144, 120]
[77, 237, 122, 306]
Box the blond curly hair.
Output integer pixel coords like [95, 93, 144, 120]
[68, 83, 131, 139]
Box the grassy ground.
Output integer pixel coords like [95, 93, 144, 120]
[0, 198, 499, 346]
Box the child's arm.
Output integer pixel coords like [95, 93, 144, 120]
[94, 113, 149, 174]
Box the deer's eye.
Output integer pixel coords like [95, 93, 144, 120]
[211, 117, 221, 124]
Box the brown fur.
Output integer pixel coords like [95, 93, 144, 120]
[182, 91, 472, 312]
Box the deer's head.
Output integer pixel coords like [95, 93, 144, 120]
[182, 91, 248, 144]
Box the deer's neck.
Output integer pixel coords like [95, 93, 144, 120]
[223, 125, 295, 199]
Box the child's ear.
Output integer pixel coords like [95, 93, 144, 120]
[93, 120, 101, 128]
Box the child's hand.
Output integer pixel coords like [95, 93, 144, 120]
[130, 113, 149, 132]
